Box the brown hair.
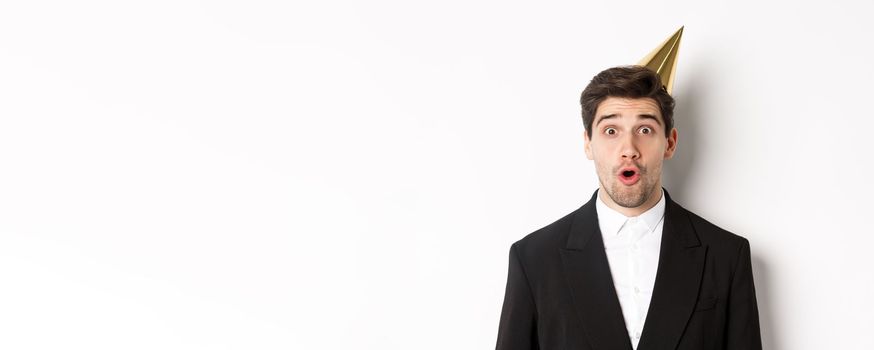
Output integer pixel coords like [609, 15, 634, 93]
[580, 65, 675, 139]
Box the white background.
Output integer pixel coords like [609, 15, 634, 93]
[1, 0, 872, 349]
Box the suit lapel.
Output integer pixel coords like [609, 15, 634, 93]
[636, 189, 706, 350]
[560, 189, 633, 350]
[560, 188, 706, 350]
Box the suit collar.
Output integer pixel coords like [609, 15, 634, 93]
[595, 187, 666, 236]
[567, 187, 699, 250]
[560, 187, 705, 350]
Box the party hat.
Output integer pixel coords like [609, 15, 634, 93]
[637, 26, 684, 95]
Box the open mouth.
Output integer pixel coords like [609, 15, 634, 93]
[618, 168, 640, 185]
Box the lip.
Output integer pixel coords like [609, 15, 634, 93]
[617, 166, 641, 186]
[618, 172, 640, 186]
[617, 166, 640, 175]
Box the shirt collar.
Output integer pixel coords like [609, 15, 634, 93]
[595, 187, 666, 236]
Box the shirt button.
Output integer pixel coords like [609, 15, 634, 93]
[634, 286, 640, 294]
[634, 331, 641, 339]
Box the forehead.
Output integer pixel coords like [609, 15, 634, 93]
[595, 97, 661, 118]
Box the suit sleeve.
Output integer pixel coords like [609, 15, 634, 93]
[725, 238, 763, 350]
[495, 243, 539, 350]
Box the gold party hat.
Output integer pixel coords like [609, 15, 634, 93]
[637, 26, 683, 95]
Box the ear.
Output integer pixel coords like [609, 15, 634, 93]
[663, 127, 678, 159]
[584, 130, 594, 160]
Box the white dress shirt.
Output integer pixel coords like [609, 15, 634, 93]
[595, 188, 666, 350]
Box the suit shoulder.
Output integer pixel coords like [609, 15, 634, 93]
[509, 207, 578, 258]
[679, 203, 751, 251]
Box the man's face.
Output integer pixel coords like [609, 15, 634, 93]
[584, 97, 678, 210]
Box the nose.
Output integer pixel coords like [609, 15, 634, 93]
[620, 134, 640, 160]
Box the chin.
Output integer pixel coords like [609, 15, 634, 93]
[609, 183, 652, 208]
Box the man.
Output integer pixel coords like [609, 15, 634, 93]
[494, 65, 762, 349]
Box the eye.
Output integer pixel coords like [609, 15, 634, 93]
[639, 126, 653, 134]
[605, 127, 617, 135]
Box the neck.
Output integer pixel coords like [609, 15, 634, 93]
[598, 183, 663, 217]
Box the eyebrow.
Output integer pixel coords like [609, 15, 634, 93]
[595, 113, 662, 127]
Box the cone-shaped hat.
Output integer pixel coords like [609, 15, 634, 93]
[637, 26, 683, 95]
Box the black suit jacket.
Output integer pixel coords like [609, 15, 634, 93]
[495, 188, 762, 350]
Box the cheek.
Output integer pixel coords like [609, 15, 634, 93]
[590, 150, 608, 165]
[644, 140, 668, 156]
[593, 156, 614, 176]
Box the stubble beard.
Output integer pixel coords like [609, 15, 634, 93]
[599, 166, 657, 209]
